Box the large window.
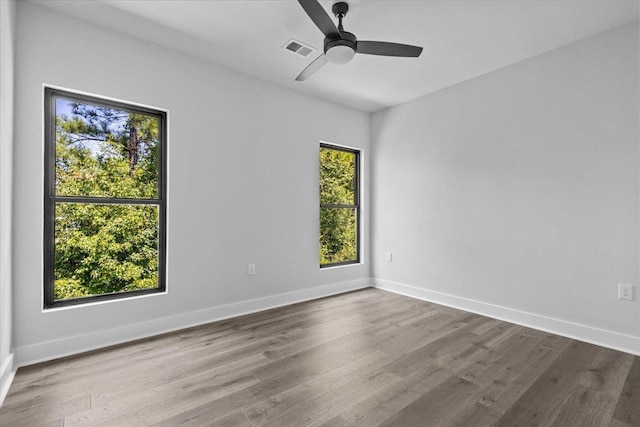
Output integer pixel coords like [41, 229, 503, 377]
[319, 144, 360, 267]
[44, 88, 167, 308]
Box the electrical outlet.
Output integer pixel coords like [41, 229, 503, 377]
[618, 284, 633, 301]
[385, 252, 392, 262]
[248, 264, 256, 276]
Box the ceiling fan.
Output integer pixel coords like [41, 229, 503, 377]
[295, 0, 423, 81]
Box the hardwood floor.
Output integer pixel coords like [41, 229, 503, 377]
[1, 288, 638, 426]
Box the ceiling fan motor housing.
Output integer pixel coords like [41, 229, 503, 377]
[324, 31, 356, 64]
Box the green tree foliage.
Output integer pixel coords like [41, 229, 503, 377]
[319, 148, 358, 265]
[54, 100, 160, 300]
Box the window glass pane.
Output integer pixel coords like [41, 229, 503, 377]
[55, 98, 159, 198]
[320, 207, 357, 264]
[320, 147, 356, 205]
[54, 203, 159, 301]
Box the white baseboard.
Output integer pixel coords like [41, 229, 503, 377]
[9, 275, 637, 400]
[14, 278, 372, 368]
[0, 352, 16, 407]
[374, 279, 640, 356]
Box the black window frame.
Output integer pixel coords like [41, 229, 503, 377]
[43, 87, 167, 309]
[319, 143, 361, 268]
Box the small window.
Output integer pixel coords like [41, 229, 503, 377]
[44, 88, 167, 308]
[319, 144, 360, 267]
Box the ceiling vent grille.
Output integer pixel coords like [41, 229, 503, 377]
[283, 39, 315, 57]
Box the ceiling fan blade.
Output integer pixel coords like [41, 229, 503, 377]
[295, 54, 328, 81]
[297, 0, 341, 39]
[357, 41, 423, 57]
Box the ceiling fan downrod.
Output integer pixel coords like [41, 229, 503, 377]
[332, 1, 349, 32]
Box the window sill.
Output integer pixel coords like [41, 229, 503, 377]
[43, 290, 167, 313]
[319, 262, 364, 271]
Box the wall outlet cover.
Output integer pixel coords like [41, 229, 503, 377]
[618, 284, 633, 301]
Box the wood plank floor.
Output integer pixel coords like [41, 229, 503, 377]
[1, 288, 638, 426]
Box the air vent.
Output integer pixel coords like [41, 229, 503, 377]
[283, 39, 315, 57]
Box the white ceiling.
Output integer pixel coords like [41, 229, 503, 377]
[35, 0, 639, 112]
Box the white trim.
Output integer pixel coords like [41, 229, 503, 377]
[42, 83, 169, 113]
[9, 277, 637, 401]
[319, 140, 366, 267]
[319, 262, 364, 271]
[0, 353, 16, 408]
[318, 140, 361, 153]
[15, 278, 372, 368]
[43, 290, 167, 313]
[374, 279, 640, 356]
[41, 84, 171, 310]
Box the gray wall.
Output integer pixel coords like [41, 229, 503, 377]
[0, 0, 16, 404]
[11, 2, 371, 365]
[372, 23, 639, 351]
